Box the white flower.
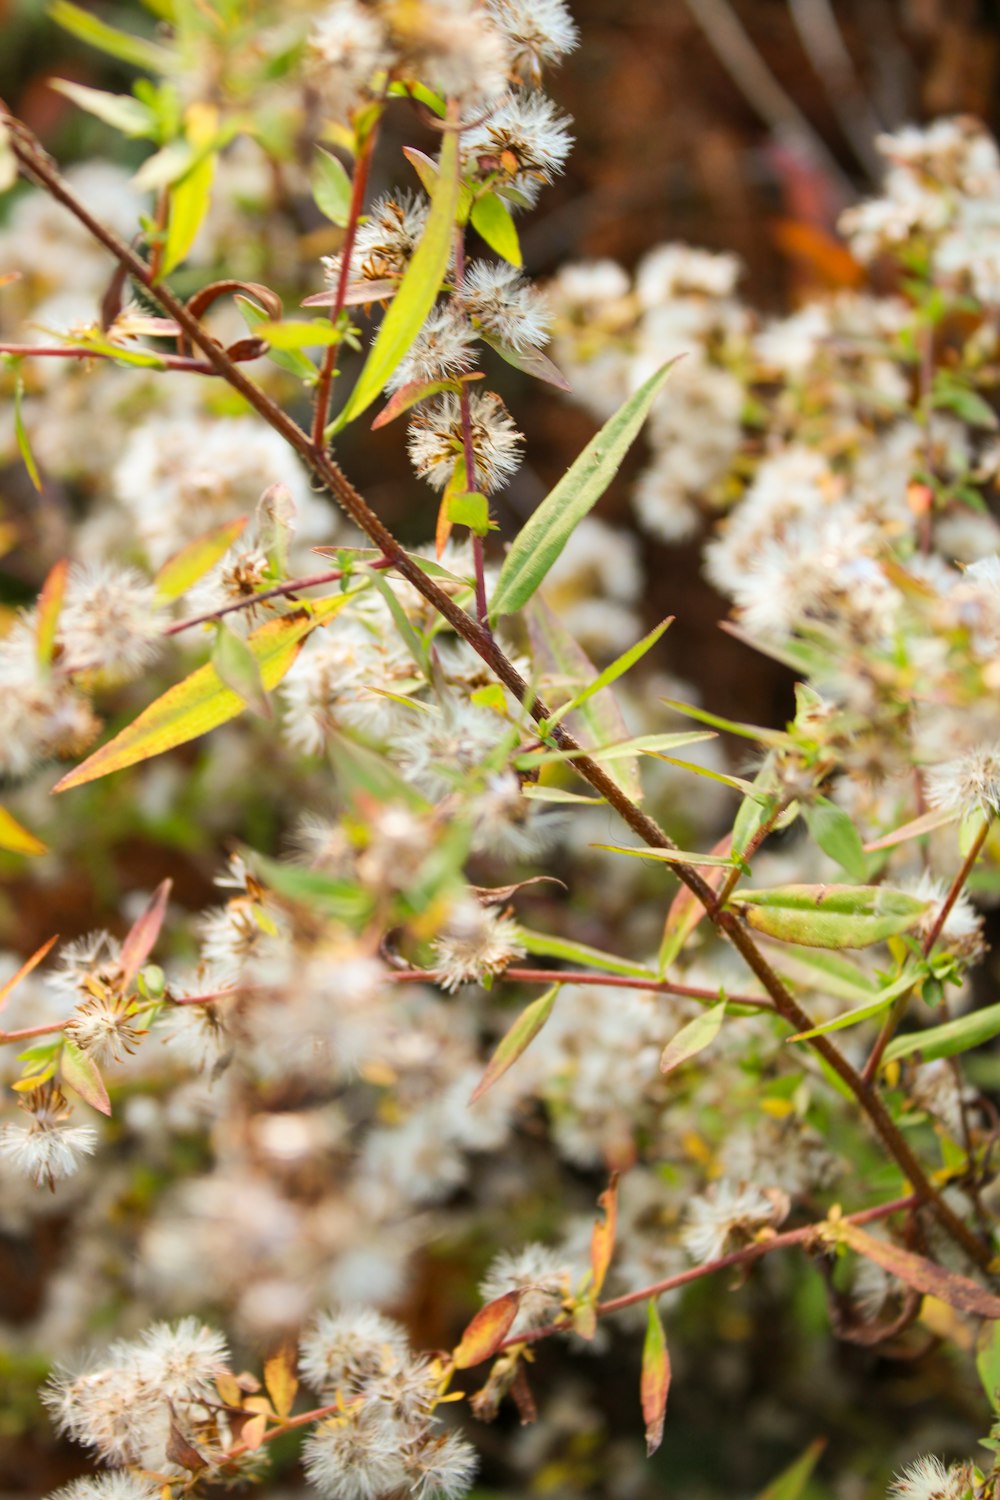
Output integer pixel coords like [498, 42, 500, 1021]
[0, 1113, 97, 1190]
[49, 1476, 162, 1500]
[405, 1430, 480, 1500]
[924, 746, 1000, 817]
[479, 1243, 573, 1332]
[888, 1454, 972, 1500]
[460, 260, 550, 351]
[386, 303, 479, 392]
[299, 1307, 411, 1397]
[390, 0, 511, 108]
[57, 561, 164, 677]
[485, 0, 579, 85]
[308, 0, 390, 122]
[407, 390, 523, 492]
[463, 90, 573, 208]
[130, 1317, 229, 1400]
[431, 900, 525, 990]
[65, 992, 145, 1064]
[325, 190, 430, 288]
[681, 1180, 780, 1264]
[48, 930, 123, 1002]
[303, 1409, 409, 1500]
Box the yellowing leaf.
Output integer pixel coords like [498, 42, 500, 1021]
[590, 1172, 619, 1298]
[53, 596, 349, 793]
[35, 559, 68, 670]
[263, 1346, 298, 1420]
[640, 1300, 670, 1456]
[212, 623, 272, 719]
[241, 1413, 268, 1451]
[837, 1222, 1000, 1317]
[162, 149, 216, 277]
[659, 1000, 726, 1075]
[469, 984, 560, 1103]
[154, 516, 247, 603]
[0, 805, 47, 856]
[61, 1037, 111, 1115]
[453, 1291, 523, 1369]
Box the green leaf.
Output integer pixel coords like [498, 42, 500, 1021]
[312, 147, 352, 226]
[766, 945, 880, 1003]
[883, 1000, 1000, 1066]
[753, 1440, 826, 1500]
[595, 844, 737, 869]
[977, 1322, 1000, 1413]
[250, 851, 375, 925]
[256, 319, 344, 349]
[517, 927, 656, 980]
[658, 834, 734, 973]
[162, 150, 216, 276]
[446, 490, 490, 533]
[49, 0, 178, 73]
[479, 333, 571, 391]
[212, 623, 272, 718]
[730, 885, 928, 950]
[491, 361, 680, 618]
[787, 970, 920, 1042]
[640, 1301, 670, 1456]
[659, 999, 726, 1075]
[237, 296, 318, 381]
[660, 697, 794, 749]
[549, 618, 672, 727]
[132, 139, 194, 192]
[14, 377, 41, 492]
[335, 127, 460, 428]
[515, 731, 714, 772]
[803, 797, 867, 881]
[469, 983, 561, 1102]
[49, 80, 156, 137]
[53, 597, 350, 792]
[470, 191, 522, 266]
[154, 515, 248, 603]
[61, 1039, 111, 1116]
[522, 785, 605, 805]
[526, 597, 643, 800]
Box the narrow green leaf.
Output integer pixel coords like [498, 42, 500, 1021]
[446, 490, 490, 532]
[977, 1322, 1000, 1413]
[479, 333, 571, 391]
[549, 618, 672, 727]
[731, 885, 928, 950]
[640, 1301, 670, 1456]
[336, 127, 460, 428]
[526, 597, 642, 800]
[162, 150, 216, 276]
[864, 806, 956, 853]
[884, 1000, 1000, 1066]
[753, 1440, 826, 1500]
[658, 834, 734, 973]
[49, 80, 156, 137]
[53, 597, 349, 792]
[787, 970, 919, 1042]
[515, 731, 714, 772]
[256, 319, 344, 350]
[660, 1000, 726, 1075]
[491, 361, 680, 618]
[132, 139, 194, 192]
[49, 0, 178, 73]
[237, 296, 318, 380]
[312, 147, 352, 226]
[803, 797, 867, 881]
[212, 623, 272, 718]
[642, 754, 758, 795]
[469, 984, 561, 1102]
[518, 926, 656, 980]
[14, 377, 41, 492]
[61, 1038, 111, 1116]
[470, 191, 522, 266]
[522, 785, 606, 805]
[660, 697, 794, 749]
[595, 844, 737, 869]
[766, 945, 880, 1003]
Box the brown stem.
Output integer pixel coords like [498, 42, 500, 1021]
[3, 110, 988, 1270]
[0, 343, 230, 374]
[499, 1193, 919, 1352]
[387, 965, 774, 1009]
[0, 1019, 67, 1042]
[311, 114, 381, 447]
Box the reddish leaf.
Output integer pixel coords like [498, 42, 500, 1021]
[658, 833, 733, 971]
[35, 559, 68, 669]
[640, 1300, 671, 1456]
[371, 372, 484, 430]
[838, 1222, 1000, 1317]
[0, 933, 58, 1017]
[590, 1172, 619, 1298]
[453, 1291, 523, 1369]
[241, 1412, 268, 1450]
[60, 1038, 111, 1116]
[119, 879, 172, 990]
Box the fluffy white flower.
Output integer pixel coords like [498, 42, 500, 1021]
[463, 90, 573, 208]
[407, 390, 523, 492]
[431, 900, 525, 989]
[299, 1307, 411, 1397]
[924, 745, 1000, 817]
[681, 1180, 780, 1264]
[888, 1454, 972, 1500]
[485, 0, 578, 84]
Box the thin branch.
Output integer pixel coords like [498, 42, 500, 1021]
[3, 108, 987, 1270]
[500, 1193, 919, 1351]
[387, 965, 774, 1009]
[161, 557, 391, 637]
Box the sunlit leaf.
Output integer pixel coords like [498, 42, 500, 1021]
[50, 80, 156, 137]
[154, 516, 248, 603]
[470, 191, 522, 266]
[256, 319, 344, 350]
[660, 696, 794, 749]
[0, 806, 47, 857]
[787, 969, 919, 1042]
[518, 927, 655, 979]
[335, 125, 460, 428]
[35, 559, 68, 669]
[469, 984, 560, 1103]
[590, 1172, 619, 1297]
[0, 934, 59, 1016]
[549, 618, 672, 728]
[53, 596, 349, 792]
[596, 843, 737, 869]
[491, 361, 679, 618]
[14, 376, 41, 492]
[263, 1347, 298, 1420]
[883, 1000, 1000, 1067]
[162, 149, 216, 276]
[61, 1038, 111, 1115]
[312, 147, 352, 226]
